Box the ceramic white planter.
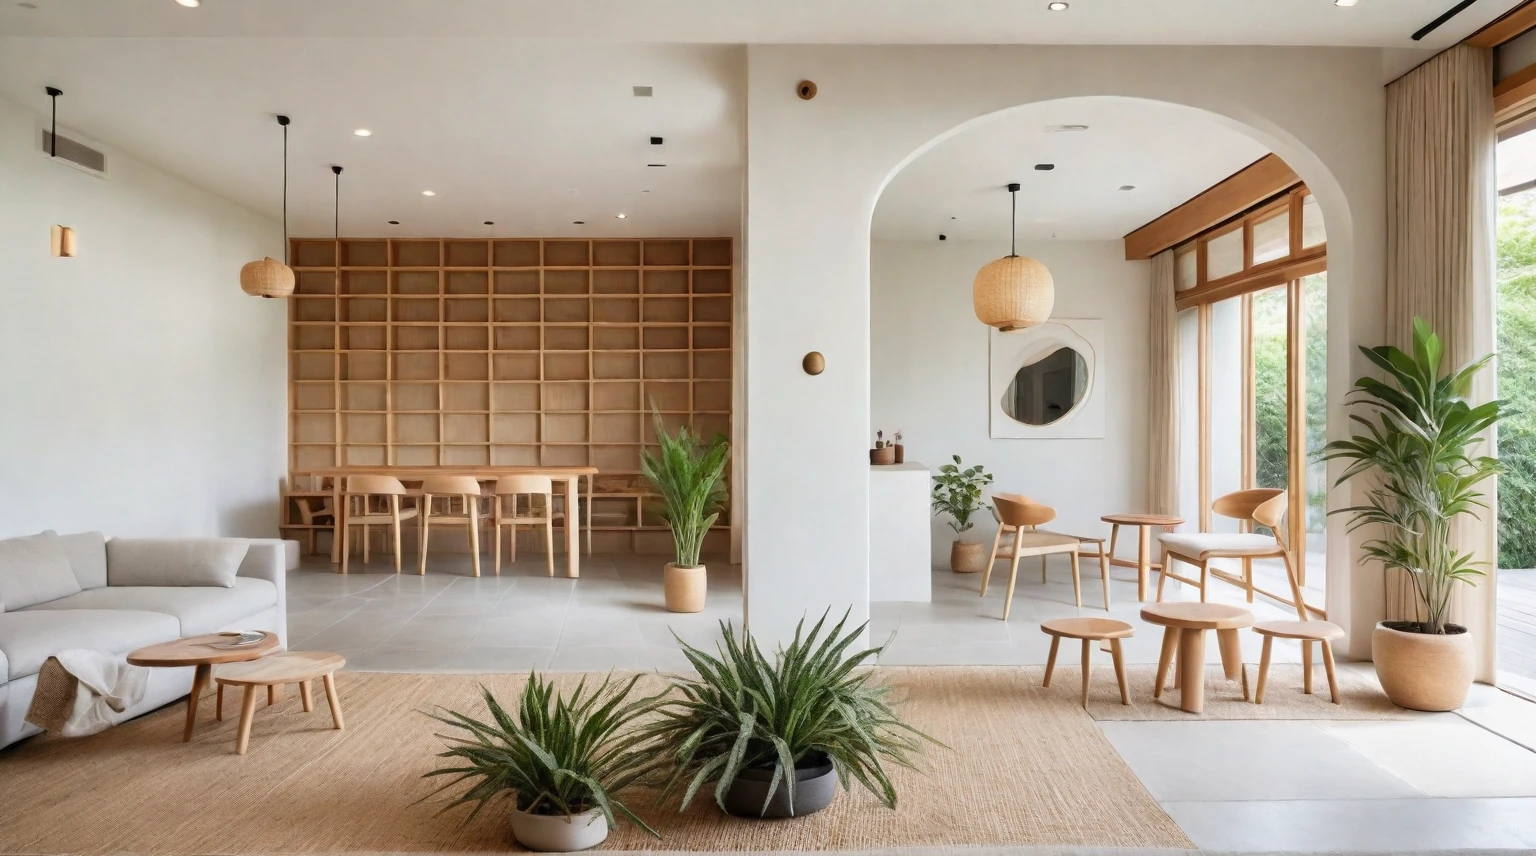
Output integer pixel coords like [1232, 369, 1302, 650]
[665, 563, 707, 613]
[509, 806, 609, 852]
[1372, 620, 1475, 711]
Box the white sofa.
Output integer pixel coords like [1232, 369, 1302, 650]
[0, 531, 291, 749]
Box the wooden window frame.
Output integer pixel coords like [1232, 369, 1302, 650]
[1175, 188, 1326, 312]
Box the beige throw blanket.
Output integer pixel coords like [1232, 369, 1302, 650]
[25, 649, 149, 737]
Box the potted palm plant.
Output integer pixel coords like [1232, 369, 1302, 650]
[1322, 318, 1511, 711]
[424, 672, 664, 851]
[640, 409, 729, 613]
[641, 611, 937, 818]
[931, 455, 994, 573]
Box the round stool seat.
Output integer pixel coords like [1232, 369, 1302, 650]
[1041, 617, 1134, 640]
[1253, 620, 1344, 641]
[1140, 601, 1254, 630]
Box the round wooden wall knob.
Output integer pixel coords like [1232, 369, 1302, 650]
[803, 351, 825, 375]
[797, 80, 818, 100]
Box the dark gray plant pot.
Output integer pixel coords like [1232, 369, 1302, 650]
[722, 761, 837, 818]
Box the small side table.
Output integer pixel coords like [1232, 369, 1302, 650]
[215, 651, 346, 755]
[1102, 513, 1184, 602]
[1040, 618, 1135, 708]
[1141, 602, 1254, 713]
[127, 633, 280, 742]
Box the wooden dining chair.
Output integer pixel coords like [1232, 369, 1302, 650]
[1245, 491, 1346, 705]
[339, 475, 417, 574]
[983, 493, 1111, 610]
[1157, 488, 1289, 604]
[418, 475, 489, 577]
[491, 475, 556, 577]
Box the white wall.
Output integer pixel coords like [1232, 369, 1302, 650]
[0, 93, 286, 538]
[871, 239, 1149, 567]
[744, 45, 1385, 654]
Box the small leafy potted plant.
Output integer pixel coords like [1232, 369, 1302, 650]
[931, 455, 994, 573]
[641, 611, 937, 818]
[641, 408, 729, 613]
[1322, 318, 1511, 711]
[424, 672, 664, 851]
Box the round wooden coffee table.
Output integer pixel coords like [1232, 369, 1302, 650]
[1140, 602, 1253, 713]
[1102, 513, 1184, 602]
[214, 651, 346, 755]
[127, 632, 280, 742]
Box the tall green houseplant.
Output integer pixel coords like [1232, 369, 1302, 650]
[1322, 318, 1511, 635]
[640, 410, 729, 570]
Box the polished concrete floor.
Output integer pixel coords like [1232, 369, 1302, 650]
[286, 552, 1536, 853]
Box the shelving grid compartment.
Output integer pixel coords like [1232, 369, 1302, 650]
[288, 237, 734, 552]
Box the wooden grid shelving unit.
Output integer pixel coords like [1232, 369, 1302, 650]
[286, 237, 733, 554]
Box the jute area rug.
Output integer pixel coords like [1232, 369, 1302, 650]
[0, 668, 1193, 855]
[1075, 664, 1417, 722]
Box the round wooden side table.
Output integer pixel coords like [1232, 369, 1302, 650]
[1040, 617, 1135, 708]
[127, 633, 280, 742]
[1102, 513, 1184, 602]
[1140, 602, 1253, 713]
[214, 651, 346, 755]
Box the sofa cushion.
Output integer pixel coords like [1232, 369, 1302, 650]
[58, 531, 108, 590]
[0, 531, 83, 612]
[23, 578, 278, 637]
[107, 538, 249, 588]
[0, 609, 179, 680]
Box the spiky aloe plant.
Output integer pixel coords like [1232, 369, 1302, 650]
[640, 407, 729, 569]
[639, 610, 939, 816]
[1321, 318, 1512, 634]
[423, 672, 665, 836]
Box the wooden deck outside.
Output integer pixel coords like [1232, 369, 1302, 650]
[1499, 569, 1536, 686]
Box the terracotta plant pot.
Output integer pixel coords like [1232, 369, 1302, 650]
[722, 758, 838, 818]
[1372, 620, 1475, 711]
[664, 563, 707, 613]
[509, 806, 608, 852]
[950, 540, 988, 574]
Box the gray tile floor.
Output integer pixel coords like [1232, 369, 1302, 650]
[286, 552, 1536, 853]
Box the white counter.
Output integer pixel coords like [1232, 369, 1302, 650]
[869, 461, 932, 602]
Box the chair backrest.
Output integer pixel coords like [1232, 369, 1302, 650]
[1211, 488, 1285, 524]
[993, 493, 1056, 528]
[495, 475, 552, 497]
[421, 475, 485, 496]
[1251, 490, 1291, 552]
[345, 475, 409, 496]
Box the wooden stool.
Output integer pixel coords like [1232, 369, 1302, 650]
[1140, 602, 1254, 713]
[1250, 620, 1345, 704]
[1041, 618, 1134, 707]
[1101, 513, 1183, 602]
[215, 651, 346, 755]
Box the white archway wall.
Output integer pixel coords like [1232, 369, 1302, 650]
[743, 44, 1386, 656]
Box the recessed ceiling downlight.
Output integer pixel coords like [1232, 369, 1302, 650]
[421, 190, 436, 196]
[1046, 1, 1069, 10]
[616, 213, 627, 219]
[573, 220, 586, 225]
[1335, 0, 1359, 6]
[1119, 185, 1136, 191]
[353, 129, 372, 137]
[632, 86, 653, 97]
[388, 220, 400, 225]
[174, 0, 200, 7]
[1045, 124, 1089, 133]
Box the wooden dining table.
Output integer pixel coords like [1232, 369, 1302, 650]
[302, 466, 598, 578]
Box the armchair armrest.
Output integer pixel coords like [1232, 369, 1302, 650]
[238, 540, 289, 649]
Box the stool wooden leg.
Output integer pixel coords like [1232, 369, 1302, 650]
[323, 673, 345, 730]
[1080, 639, 1092, 708]
[1110, 638, 1129, 705]
[1070, 551, 1082, 608]
[216, 684, 224, 721]
[1177, 628, 1207, 713]
[267, 684, 280, 706]
[1216, 628, 1243, 681]
[300, 680, 314, 713]
[1154, 627, 1180, 698]
[1043, 636, 1061, 687]
[1255, 635, 1273, 704]
[236, 685, 258, 755]
[1322, 641, 1340, 704]
[1137, 525, 1151, 602]
[1302, 640, 1314, 694]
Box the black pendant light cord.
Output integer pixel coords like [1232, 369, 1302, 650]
[45, 87, 61, 157]
[1007, 182, 1021, 259]
[332, 165, 343, 239]
[278, 115, 291, 265]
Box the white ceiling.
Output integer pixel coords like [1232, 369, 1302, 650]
[873, 98, 1270, 242]
[0, 40, 745, 238]
[0, 0, 1522, 47]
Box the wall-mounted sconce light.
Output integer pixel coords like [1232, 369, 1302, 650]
[50, 225, 75, 258]
[803, 351, 825, 375]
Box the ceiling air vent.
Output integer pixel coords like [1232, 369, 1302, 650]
[40, 129, 107, 177]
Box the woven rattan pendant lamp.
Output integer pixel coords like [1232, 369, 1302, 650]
[973, 182, 1053, 331]
[240, 115, 295, 298]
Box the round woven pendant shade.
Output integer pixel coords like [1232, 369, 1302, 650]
[240, 257, 295, 299]
[973, 254, 1054, 332]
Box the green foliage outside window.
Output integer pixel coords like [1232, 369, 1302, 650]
[1497, 193, 1536, 569]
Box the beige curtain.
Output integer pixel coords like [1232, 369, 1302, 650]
[1148, 250, 1180, 516]
[1385, 44, 1499, 682]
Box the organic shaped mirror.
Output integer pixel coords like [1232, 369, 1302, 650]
[1001, 346, 1089, 425]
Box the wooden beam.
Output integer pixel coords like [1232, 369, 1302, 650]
[1467, 0, 1536, 48]
[1496, 61, 1536, 119]
[1123, 154, 1301, 261]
